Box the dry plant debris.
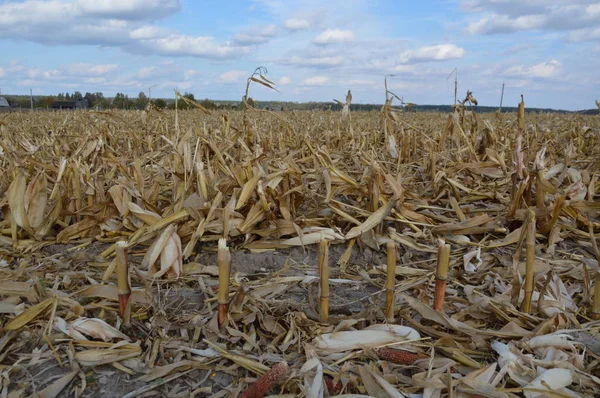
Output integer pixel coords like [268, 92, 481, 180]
[0, 102, 600, 397]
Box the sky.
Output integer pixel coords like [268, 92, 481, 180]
[0, 0, 599, 110]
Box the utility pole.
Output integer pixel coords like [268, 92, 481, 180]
[499, 82, 505, 112]
[30, 89, 33, 111]
[447, 68, 458, 105]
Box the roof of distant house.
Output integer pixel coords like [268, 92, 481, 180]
[0, 97, 9, 107]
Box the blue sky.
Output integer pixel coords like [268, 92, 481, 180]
[0, 0, 599, 110]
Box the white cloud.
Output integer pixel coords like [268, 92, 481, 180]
[284, 18, 310, 30]
[0, 1, 249, 60]
[281, 56, 345, 68]
[503, 60, 561, 78]
[462, 1, 600, 35]
[220, 70, 247, 83]
[303, 76, 329, 86]
[184, 70, 202, 80]
[466, 15, 546, 34]
[279, 76, 292, 85]
[136, 66, 160, 79]
[348, 79, 376, 86]
[504, 43, 534, 55]
[129, 26, 168, 40]
[64, 64, 119, 76]
[0, 68, 5, 78]
[392, 65, 419, 73]
[568, 27, 600, 41]
[399, 44, 466, 64]
[157, 80, 192, 91]
[136, 35, 250, 59]
[313, 29, 354, 44]
[77, 0, 181, 20]
[506, 79, 531, 88]
[233, 24, 277, 45]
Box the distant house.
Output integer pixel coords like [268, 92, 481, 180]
[52, 99, 89, 110]
[0, 96, 10, 111]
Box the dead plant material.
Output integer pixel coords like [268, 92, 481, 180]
[0, 106, 599, 397]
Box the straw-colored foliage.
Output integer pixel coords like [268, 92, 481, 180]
[0, 103, 600, 397]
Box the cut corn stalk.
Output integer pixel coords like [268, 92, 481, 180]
[433, 240, 450, 312]
[218, 238, 232, 327]
[319, 239, 330, 323]
[115, 241, 131, 326]
[385, 240, 397, 322]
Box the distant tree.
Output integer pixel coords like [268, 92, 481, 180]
[113, 93, 133, 109]
[84, 92, 95, 107]
[239, 96, 255, 110]
[65, 93, 71, 100]
[199, 98, 217, 110]
[72, 91, 83, 100]
[136, 92, 148, 109]
[174, 92, 196, 110]
[38, 96, 55, 108]
[153, 98, 167, 109]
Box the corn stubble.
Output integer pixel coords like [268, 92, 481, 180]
[0, 93, 599, 397]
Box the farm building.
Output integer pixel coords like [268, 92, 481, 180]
[52, 99, 89, 110]
[0, 96, 10, 110]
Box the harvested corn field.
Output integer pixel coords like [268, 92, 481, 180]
[1, 104, 600, 397]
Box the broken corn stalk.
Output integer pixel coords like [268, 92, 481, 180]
[521, 209, 536, 314]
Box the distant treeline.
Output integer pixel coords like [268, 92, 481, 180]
[3, 92, 598, 114]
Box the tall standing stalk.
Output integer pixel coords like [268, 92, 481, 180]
[521, 209, 536, 313]
[115, 241, 131, 326]
[433, 241, 450, 312]
[319, 239, 330, 323]
[385, 241, 397, 322]
[218, 238, 232, 327]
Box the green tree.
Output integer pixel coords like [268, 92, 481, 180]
[113, 93, 133, 109]
[153, 98, 167, 109]
[135, 92, 148, 109]
[199, 98, 217, 110]
[38, 96, 55, 108]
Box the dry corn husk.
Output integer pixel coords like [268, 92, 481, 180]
[313, 324, 420, 352]
[143, 224, 182, 278]
[55, 317, 129, 341]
